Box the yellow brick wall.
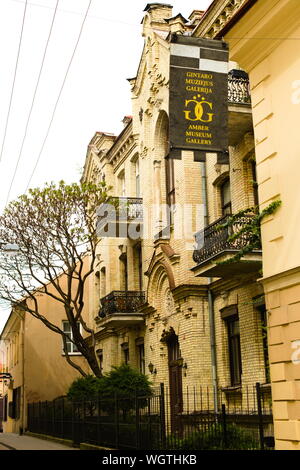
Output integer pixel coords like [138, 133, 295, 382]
[81, 6, 269, 416]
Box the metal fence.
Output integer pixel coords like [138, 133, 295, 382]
[27, 383, 274, 450]
[164, 383, 273, 450]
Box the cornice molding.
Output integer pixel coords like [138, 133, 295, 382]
[192, 0, 252, 39]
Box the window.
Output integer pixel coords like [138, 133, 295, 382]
[251, 160, 259, 206]
[221, 306, 242, 386]
[134, 243, 143, 291]
[62, 321, 80, 355]
[136, 339, 145, 374]
[221, 178, 232, 215]
[120, 253, 128, 292]
[100, 267, 106, 299]
[135, 158, 140, 197]
[3, 395, 8, 422]
[121, 342, 129, 365]
[119, 171, 126, 197]
[96, 349, 104, 375]
[227, 317, 242, 386]
[12, 387, 21, 420]
[165, 156, 175, 224]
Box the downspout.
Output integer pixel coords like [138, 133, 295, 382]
[200, 161, 218, 413]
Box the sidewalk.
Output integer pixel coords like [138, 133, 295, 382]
[0, 433, 77, 450]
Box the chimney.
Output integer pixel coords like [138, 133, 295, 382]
[142, 3, 173, 36]
[165, 14, 188, 35]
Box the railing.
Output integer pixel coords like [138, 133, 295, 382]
[27, 383, 274, 450]
[97, 197, 143, 227]
[99, 290, 145, 318]
[193, 214, 261, 265]
[228, 70, 251, 105]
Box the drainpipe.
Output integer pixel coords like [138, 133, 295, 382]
[200, 161, 218, 413]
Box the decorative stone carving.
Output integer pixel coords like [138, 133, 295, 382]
[164, 288, 176, 316]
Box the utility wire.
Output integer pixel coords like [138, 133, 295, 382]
[0, 0, 28, 164]
[24, 0, 93, 193]
[5, 0, 60, 207]
[10, 0, 139, 27]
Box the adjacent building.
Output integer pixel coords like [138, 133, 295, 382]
[192, 0, 300, 450]
[0, 272, 90, 433]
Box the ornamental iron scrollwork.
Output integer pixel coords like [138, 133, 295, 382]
[99, 290, 145, 318]
[193, 214, 261, 265]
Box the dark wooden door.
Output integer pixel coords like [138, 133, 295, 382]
[168, 334, 183, 433]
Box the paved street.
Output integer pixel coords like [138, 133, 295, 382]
[0, 444, 10, 450]
[0, 433, 77, 450]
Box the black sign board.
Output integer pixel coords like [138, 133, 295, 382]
[169, 35, 229, 162]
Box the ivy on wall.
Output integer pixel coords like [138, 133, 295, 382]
[215, 200, 282, 265]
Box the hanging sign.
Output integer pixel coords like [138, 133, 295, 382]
[169, 35, 229, 162]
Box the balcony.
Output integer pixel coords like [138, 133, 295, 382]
[96, 290, 145, 328]
[96, 197, 143, 239]
[192, 214, 262, 279]
[228, 70, 253, 146]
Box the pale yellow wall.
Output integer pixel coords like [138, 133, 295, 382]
[225, 0, 300, 450]
[1, 258, 93, 432]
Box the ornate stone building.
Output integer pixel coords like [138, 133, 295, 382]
[82, 2, 270, 431]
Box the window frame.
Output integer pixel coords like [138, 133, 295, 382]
[62, 321, 82, 356]
[227, 315, 242, 386]
[220, 178, 232, 216]
[121, 342, 129, 365]
[221, 305, 242, 386]
[165, 155, 176, 225]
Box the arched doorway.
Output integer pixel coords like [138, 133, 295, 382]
[162, 328, 183, 433]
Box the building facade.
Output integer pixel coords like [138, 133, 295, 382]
[81, 2, 270, 430]
[0, 273, 90, 434]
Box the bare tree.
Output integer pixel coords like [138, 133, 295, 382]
[0, 180, 109, 378]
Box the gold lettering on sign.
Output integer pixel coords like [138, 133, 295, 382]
[183, 95, 214, 123]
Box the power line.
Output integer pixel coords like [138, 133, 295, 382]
[24, 0, 93, 194]
[0, 0, 28, 164]
[10, 0, 139, 27]
[5, 0, 60, 207]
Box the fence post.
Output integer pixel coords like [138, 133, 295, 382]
[114, 392, 119, 449]
[221, 404, 227, 449]
[61, 398, 65, 438]
[135, 389, 140, 449]
[53, 399, 55, 437]
[256, 382, 265, 450]
[97, 391, 101, 447]
[160, 383, 166, 449]
[71, 400, 75, 445]
[38, 401, 41, 434]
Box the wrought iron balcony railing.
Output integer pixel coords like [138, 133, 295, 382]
[97, 197, 143, 230]
[99, 290, 146, 318]
[193, 214, 260, 265]
[99, 197, 143, 221]
[228, 70, 251, 105]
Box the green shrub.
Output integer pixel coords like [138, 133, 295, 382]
[67, 375, 103, 402]
[67, 364, 152, 414]
[98, 364, 152, 413]
[166, 424, 259, 450]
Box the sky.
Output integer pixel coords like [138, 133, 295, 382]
[0, 0, 212, 333]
